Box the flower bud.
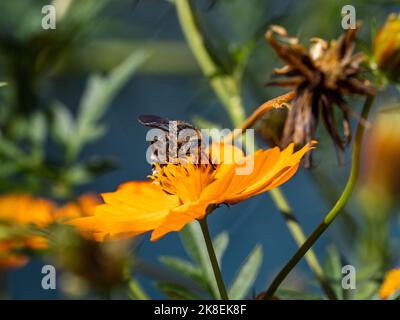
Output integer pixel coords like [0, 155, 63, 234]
[361, 108, 400, 206]
[373, 14, 400, 83]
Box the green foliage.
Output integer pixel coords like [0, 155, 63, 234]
[180, 222, 221, 298]
[0, 49, 147, 196]
[158, 223, 263, 300]
[53, 50, 149, 162]
[213, 231, 229, 266]
[323, 245, 345, 300]
[0, 0, 399, 301]
[159, 256, 204, 286]
[228, 245, 262, 300]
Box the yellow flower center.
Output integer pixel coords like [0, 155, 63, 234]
[150, 163, 216, 203]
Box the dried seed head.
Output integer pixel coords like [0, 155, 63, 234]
[265, 24, 375, 166]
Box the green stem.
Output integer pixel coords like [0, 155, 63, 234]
[175, 0, 245, 127]
[269, 188, 338, 300]
[263, 95, 375, 299]
[198, 218, 229, 300]
[175, 0, 333, 299]
[128, 277, 149, 300]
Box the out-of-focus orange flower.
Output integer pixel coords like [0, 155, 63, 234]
[379, 268, 400, 299]
[0, 193, 100, 226]
[361, 109, 400, 201]
[0, 241, 29, 270]
[0, 194, 55, 269]
[0, 236, 49, 269]
[71, 142, 314, 241]
[0, 194, 55, 227]
[0, 193, 100, 270]
[53, 194, 101, 220]
[0, 253, 29, 269]
[373, 14, 400, 83]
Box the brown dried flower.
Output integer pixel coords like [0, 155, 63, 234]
[266, 25, 376, 166]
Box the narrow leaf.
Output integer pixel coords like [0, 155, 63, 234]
[213, 232, 229, 266]
[323, 245, 344, 299]
[229, 244, 263, 300]
[52, 102, 75, 145]
[30, 112, 47, 146]
[180, 222, 220, 299]
[159, 256, 203, 284]
[71, 50, 149, 158]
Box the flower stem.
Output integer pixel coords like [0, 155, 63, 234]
[263, 95, 375, 299]
[224, 91, 295, 142]
[268, 188, 338, 300]
[175, 0, 245, 127]
[175, 0, 333, 299]
[198, 218, 229, 300]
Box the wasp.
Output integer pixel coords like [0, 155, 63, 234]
[138, 115, 213, 171]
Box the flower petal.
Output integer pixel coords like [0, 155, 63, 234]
[71, 181, 181, 241]
[222, 142, 315, 203]
[150, 201, 209, 241]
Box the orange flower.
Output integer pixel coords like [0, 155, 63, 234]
[0, 194, 55, 227]
[361, 109, 400, 202]
[53, 194, 101, 220]
[379, 268, 400, 299]
[0, 193, 100, 226]
[0, 193, 100, 269]
[0, 194, 54, 269]
[0, 241, 29, 270]
[72, 142, 315, 241]
[0, 253, 29, 269]
[373, 14, 400, 83]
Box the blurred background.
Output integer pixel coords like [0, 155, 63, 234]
[0, 0, 399, 299]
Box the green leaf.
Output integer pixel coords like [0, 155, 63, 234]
[0, 135, 23, 159]
[323, 245, 344, 299]
[228, 244, 262, 300]
[213, 232, 229, 266]
[30, 112, 47, 146]
[69, 50, 149, 159]
[156, 282, 202, 300]
[64, 165, 91, 185]
[159, 256, 203, 284]
[180, 222, 220, 299]
[52, 102, 75, 146]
